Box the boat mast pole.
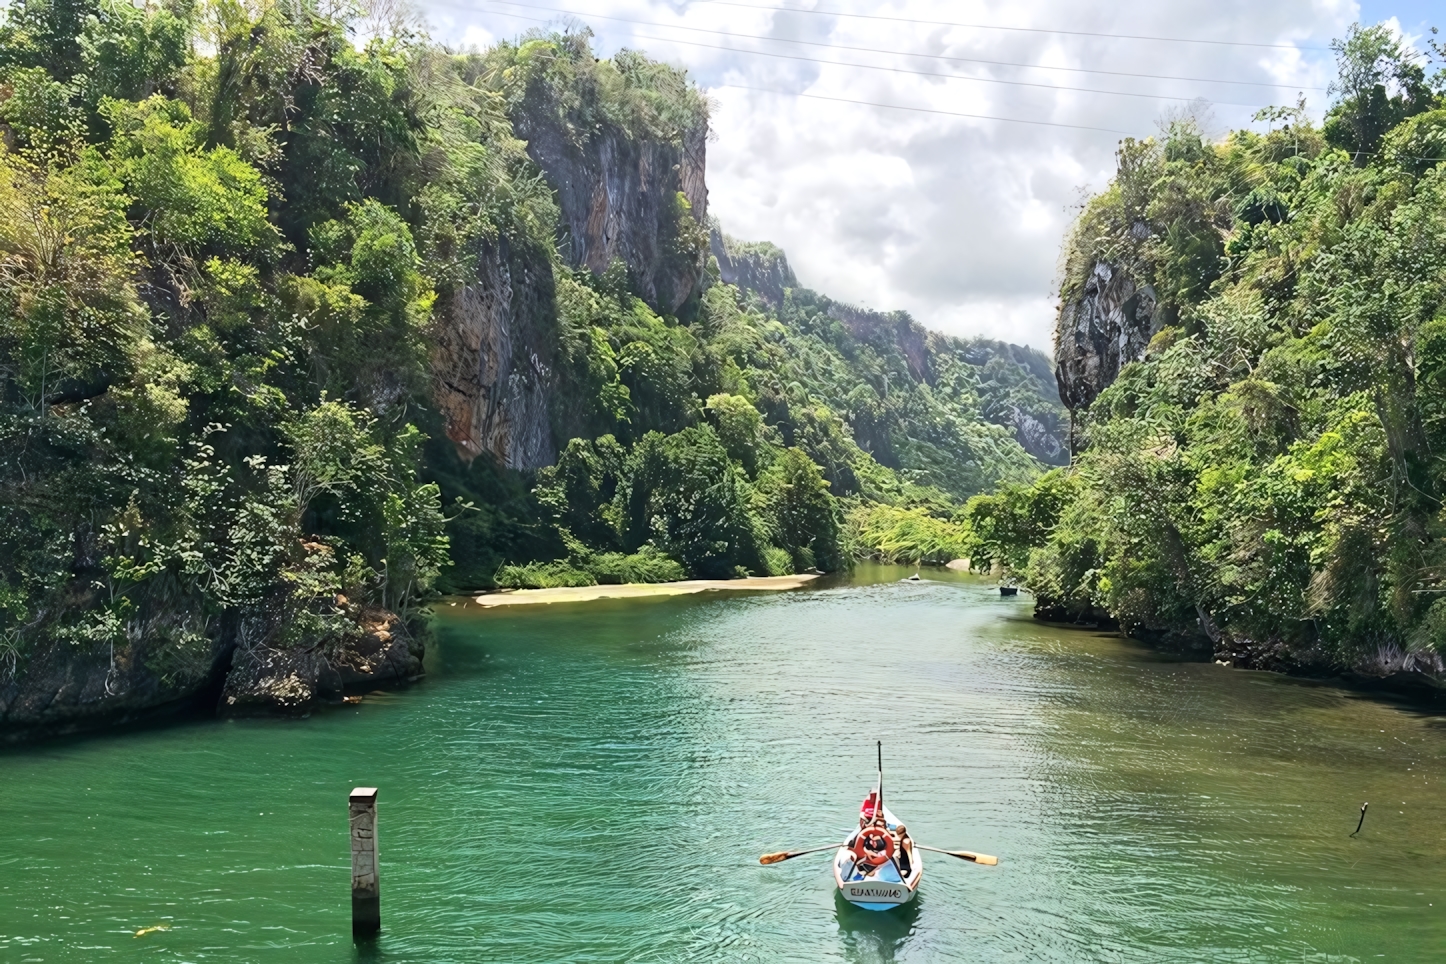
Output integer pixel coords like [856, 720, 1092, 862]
[876, 740, 883, 817]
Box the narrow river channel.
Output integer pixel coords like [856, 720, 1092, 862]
[2, 566, 1443, 962]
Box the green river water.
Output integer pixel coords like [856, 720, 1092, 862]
[2, 566, 1444, 962]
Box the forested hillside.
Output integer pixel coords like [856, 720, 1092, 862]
[711, 225, 1068, 478]
[971, 25, 1446, 679]
[0, 5, 1061, 733]
[477, 223, 1068, 590]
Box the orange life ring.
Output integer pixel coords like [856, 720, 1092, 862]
[852, 827, 895, 865]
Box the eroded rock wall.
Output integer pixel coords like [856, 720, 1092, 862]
[428, 109, 710, 469]
[710, 224, 799, 307]
[0, 620, 230, 741]
[430, 239, 558, 469]
[1007, 406, 1069, 465]
[515, 114, 709, 314]
[1055, 261, 1160, 413]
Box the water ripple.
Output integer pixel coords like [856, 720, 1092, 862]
[2, 567, 1444, 961]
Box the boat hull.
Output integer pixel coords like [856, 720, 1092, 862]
[833, 803, 922, 911]
[838, 879, 916, 911]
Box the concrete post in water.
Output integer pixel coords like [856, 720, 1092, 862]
[349, 787, 380, 938]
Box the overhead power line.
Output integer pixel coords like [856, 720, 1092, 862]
[693, 0, 1332, 52]
[439, 6, 1446, 155]
[466, 7, 1137, 133]
[717, 84, 1135, 134]
[477, 0, 1328, 91]
[477, 6, 1274, 109]
[610, 30, 1276, 108]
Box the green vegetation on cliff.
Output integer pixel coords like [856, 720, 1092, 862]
[0, 6, 1062, 720]
[441, 218, 1067, 589]
[976, 24, 1446, 676]
[0, 1, 471, 695]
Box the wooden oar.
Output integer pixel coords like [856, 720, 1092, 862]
[916, 844, 999, 866]
[760, 843, 847, 865]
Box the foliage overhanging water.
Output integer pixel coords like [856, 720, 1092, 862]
[2, 566, 1443, 962]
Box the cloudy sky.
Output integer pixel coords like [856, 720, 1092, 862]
[417, 0, 1439, 350]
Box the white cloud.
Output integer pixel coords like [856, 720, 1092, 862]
[459, 23, 498, 49]
[421, 0, 1364, 350]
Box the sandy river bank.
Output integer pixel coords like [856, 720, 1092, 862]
[470, 573, 821, 607]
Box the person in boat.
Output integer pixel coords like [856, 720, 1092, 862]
[893, 823, 914, 877]
[844, 812, 895, 881]
[860, 791, 878, 826]
[857, 813, 893, 865]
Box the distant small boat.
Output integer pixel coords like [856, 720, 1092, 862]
[999, 586, 1019, 596]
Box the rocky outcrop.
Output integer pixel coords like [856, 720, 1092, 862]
[1055, 261, 1160, 412]
[430, 239, 559, 469]
[0, 619, 231, 742]
[1007, 406, 1069, 465]
[219, 642, 341, 716]
[513, 111, 709, 315]
[1, 605, 422, 739]
[218, 609, 421, 717]
[710, 224, 798, 306]
[831, 304, 933, 384]
[332, 611, 421, 685]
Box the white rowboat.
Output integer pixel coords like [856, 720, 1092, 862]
[759, 744, 993, 907]
[832, 788, 922, 910]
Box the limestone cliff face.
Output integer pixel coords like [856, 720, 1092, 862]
[430, 239, 558, 470]
[514, 113, 709, 314]
[831, 303, 934, 384]
[1006, 407, 1069, 466]
[1055, 261, 1160, 413]
[429, 108, 710, 469]
[709, 225, 798, 307]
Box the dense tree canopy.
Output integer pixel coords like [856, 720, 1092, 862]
[976, 27, 1446, 675]
[0, 3, 1061, 677]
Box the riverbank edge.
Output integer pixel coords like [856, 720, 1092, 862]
[0, 575, 823, 745]
[1030, 612, 1446, 706]
[470, 573, 821, 607]
[0, 616, 429, 746]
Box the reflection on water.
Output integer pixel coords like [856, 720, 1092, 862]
[834, 890, 920, 964]
[1, 565, 1444, 962]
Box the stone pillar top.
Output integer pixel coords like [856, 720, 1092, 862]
[350, 787, 378, 804]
